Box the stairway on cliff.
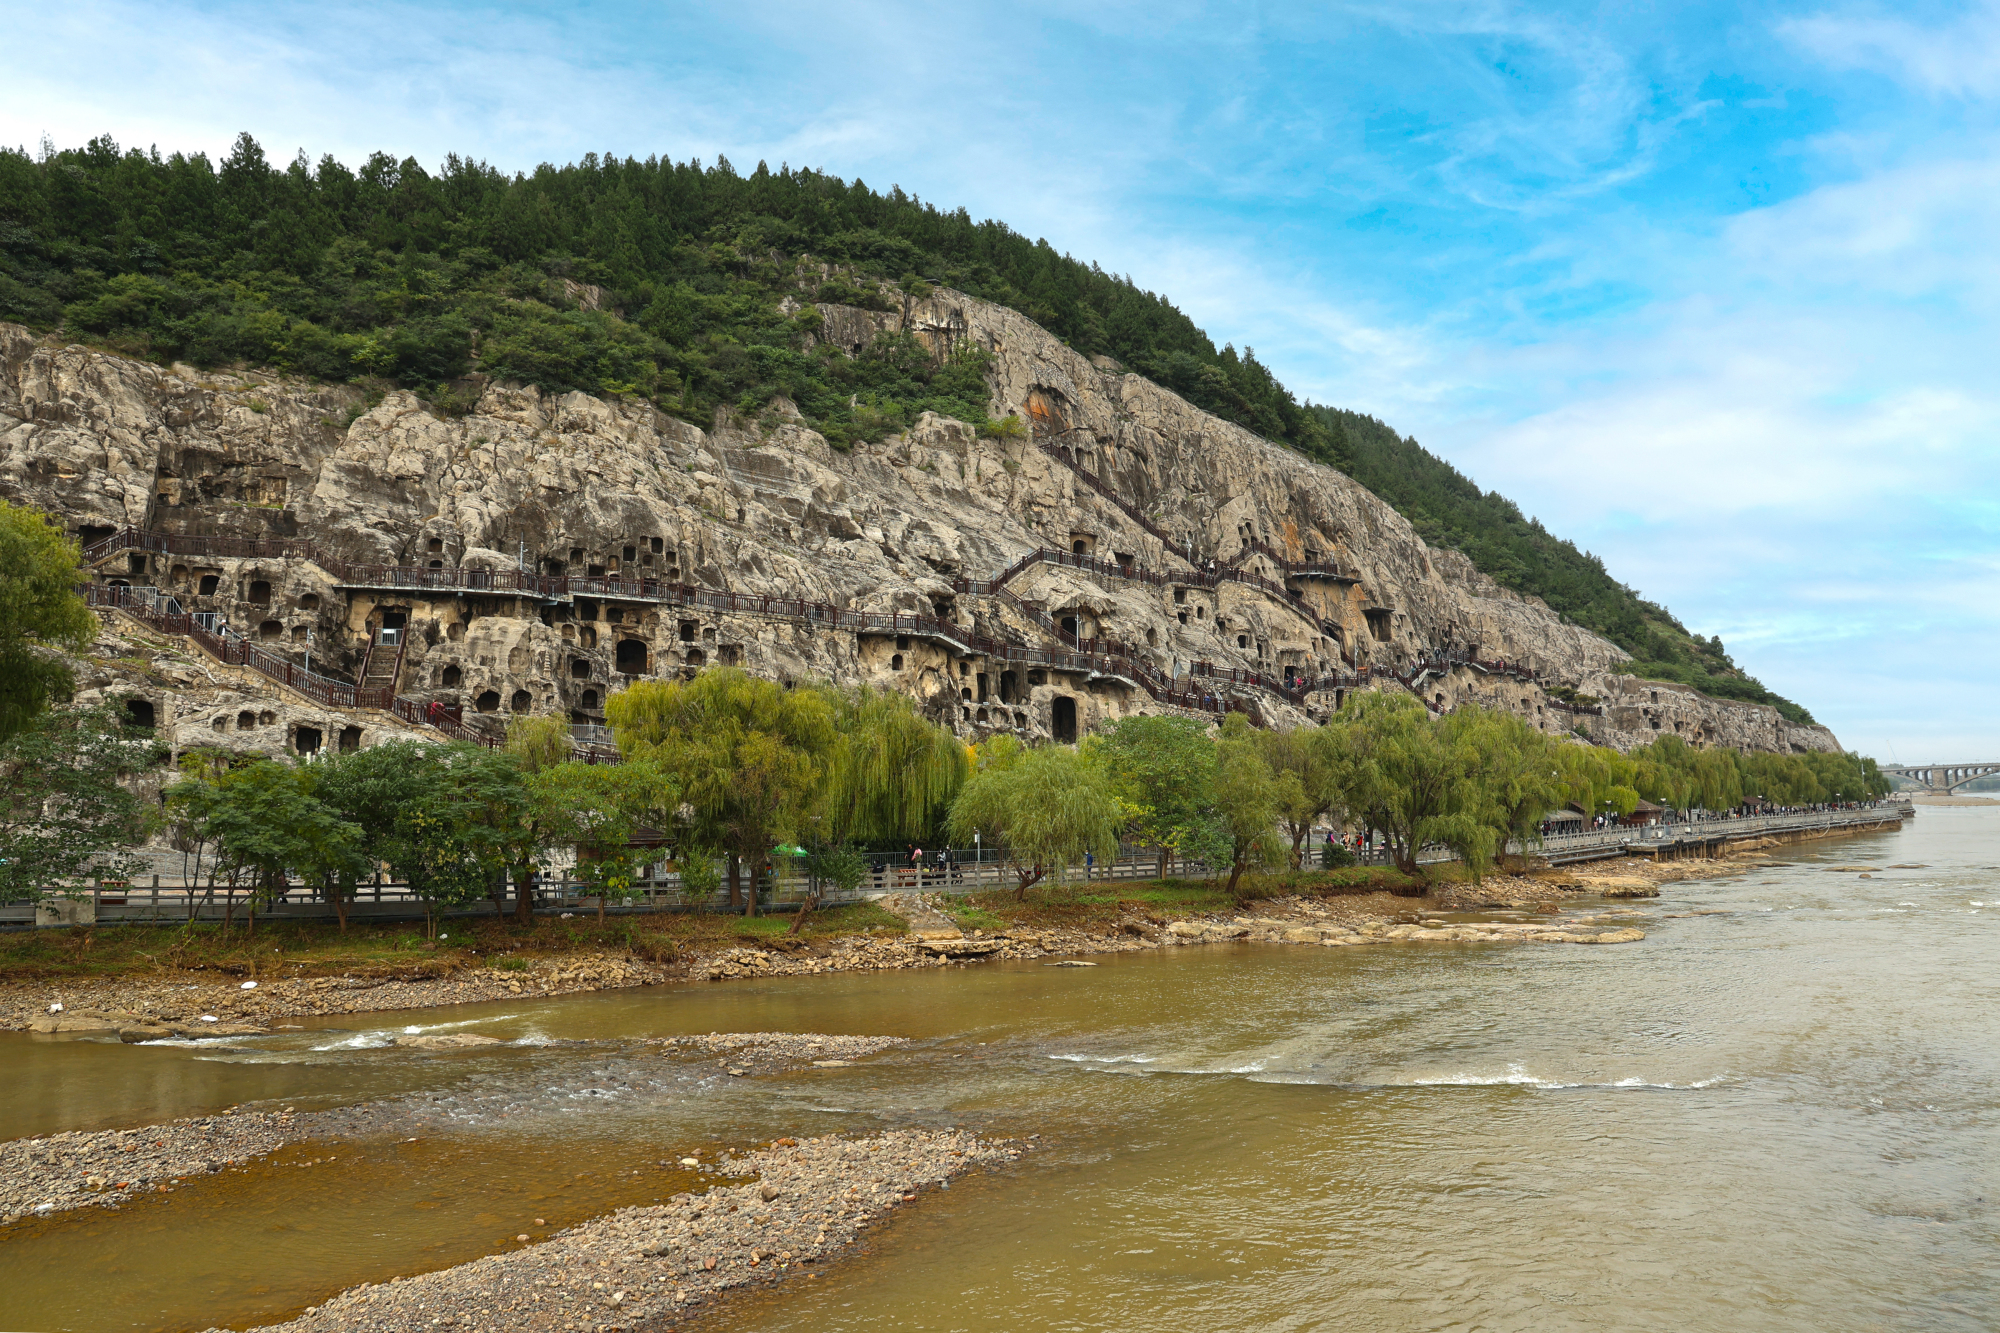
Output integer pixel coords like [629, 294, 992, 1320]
[358, 633, 405, 693]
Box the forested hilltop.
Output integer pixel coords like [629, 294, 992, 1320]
[0, 134, 1805, 721]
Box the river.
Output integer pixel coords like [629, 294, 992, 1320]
[1, 807, 1993, 1332]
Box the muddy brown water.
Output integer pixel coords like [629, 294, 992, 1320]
[2, 809, 1996, 1332]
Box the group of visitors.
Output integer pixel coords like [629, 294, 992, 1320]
[903, 845, 959, 885]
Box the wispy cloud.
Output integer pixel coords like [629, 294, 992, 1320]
[1781, 2, 2000, 98]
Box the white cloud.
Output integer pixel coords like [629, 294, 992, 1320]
[1782, 3, 2000, 98]
[1726, 152, 2000, 304]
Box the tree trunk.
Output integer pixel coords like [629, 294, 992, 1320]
[1225, 857, 1246, 898]
[1156, 848, 1168, 880]
[727, 854, 742, 911]
[1014, 864, 1045, 901]
[744, 853, 764, 918]
[515, 863, 535, 924]
[788, 874, 820, 935]
[1392, 833, 1419, 878]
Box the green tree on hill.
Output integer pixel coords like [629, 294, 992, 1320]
[0, 500, 97, 742]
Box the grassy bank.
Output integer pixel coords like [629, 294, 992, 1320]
[0, 866, 1423, 984]
[0, 901, 907, 984]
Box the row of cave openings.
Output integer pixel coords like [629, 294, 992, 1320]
[537, 537, 679, 579]
[884, 635, 1082, 742]
[117, 697, 364, 762]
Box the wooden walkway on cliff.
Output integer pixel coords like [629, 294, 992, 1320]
[81, 516, 1597, 758]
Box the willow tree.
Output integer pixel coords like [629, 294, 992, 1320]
[768, 687, 970, 926]
[0, 500, 98, 742]
[1214, 715, 1284, 896]
[608, 668, 836, 915]
[823, 687, 969, 845]
[1256, 722, 1349, 870]
[506, 714, 574, 774]
[1442, 707, 1567, 875]
[947, 740, 1119, 899]
[1333, 691, 1487, 881]
[1561, 742, 1643, 819]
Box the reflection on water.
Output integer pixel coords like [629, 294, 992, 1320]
[2, 810, 1997, 1332]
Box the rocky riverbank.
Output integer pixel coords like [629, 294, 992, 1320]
[201, 1128, 1019, 1333]
[0, 856, 1755, 1033]
[0, 954, 668, 1034]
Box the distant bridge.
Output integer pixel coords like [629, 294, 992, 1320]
[1878, 763, 2000, 794]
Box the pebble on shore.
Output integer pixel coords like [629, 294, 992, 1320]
[198, 1128, 1021, 1333]
[0, 1110, 301, 1224]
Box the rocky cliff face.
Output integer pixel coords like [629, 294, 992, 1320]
[0, 303, 1841, 763]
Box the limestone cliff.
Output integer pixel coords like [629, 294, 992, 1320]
[0, 302, 1840, 763]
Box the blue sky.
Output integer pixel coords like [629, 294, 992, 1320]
[6, 0, 1997, 760]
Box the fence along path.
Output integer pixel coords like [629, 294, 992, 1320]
[16, 804, 1901, 929]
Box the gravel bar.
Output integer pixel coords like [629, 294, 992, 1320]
[651, 1032, 906, 1075]
[0, 1032, 907, 1225]
[208, 1129, 1023, 1333]
[0, 1108, 304, 1223]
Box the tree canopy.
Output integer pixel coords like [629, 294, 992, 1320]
[947, 737, 1120, 898]
[0, 499, 97, 741]
[0, 135, 1322, 453]
[0, 702, 162, 902]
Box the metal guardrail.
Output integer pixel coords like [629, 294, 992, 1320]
[6, 806, 1908, 928]
[0, 853, 1195, 927]
[1519, 805, 1907, 862]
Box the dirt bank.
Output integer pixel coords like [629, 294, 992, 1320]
[0, 853, 1769, 1034]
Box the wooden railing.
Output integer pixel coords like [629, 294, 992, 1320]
[82, 526, 568, 598]
[82, 525, 1600, 725]
[87, 586, 395, 710]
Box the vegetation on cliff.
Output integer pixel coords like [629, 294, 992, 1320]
[1, 135, 1800, 716]
[0, 499, 98, 740]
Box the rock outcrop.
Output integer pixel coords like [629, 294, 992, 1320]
[0, 300, 1840, 759]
